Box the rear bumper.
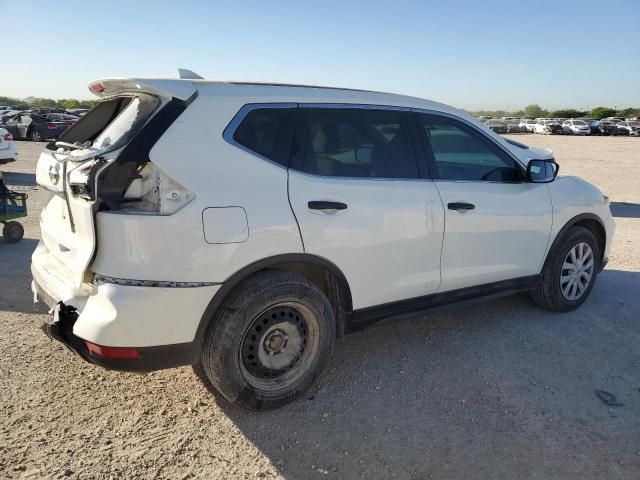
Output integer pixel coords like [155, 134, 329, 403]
[32, 267, 221, 371]
[41, 303, 198, 372]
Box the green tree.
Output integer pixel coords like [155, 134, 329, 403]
[590, 107, 617, 119]
[616, 107, 638, 118]
[523, 104, 548, 118]
[550, 109, 586, 119]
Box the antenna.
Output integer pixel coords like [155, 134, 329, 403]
[178, 69, 204, 80]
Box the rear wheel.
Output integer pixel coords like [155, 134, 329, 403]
[2, 221, 24, 243]
[531, 226, 600, 312]
[195, 271, 336, 410]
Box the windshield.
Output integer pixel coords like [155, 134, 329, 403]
[572, 120, 587, 125]
[629, 121, 640, 126]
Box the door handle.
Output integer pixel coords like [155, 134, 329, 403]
[308, 201, 348, 211]
[447, 202, 475, 211]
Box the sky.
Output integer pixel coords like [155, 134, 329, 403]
[2, 0, 639, 110]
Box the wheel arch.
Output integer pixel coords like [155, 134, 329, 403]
[194, 254, 354, 343]
[544, 213, 607, 271]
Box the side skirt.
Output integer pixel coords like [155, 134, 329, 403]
[346, 275, 541, 334]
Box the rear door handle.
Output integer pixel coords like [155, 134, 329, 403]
[447, 202, 475, 211]
[308, 201, 348, 211]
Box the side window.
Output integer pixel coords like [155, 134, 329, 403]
[293, 108, 418, 179]
[418, 114, 521, 182]
[233, 107, 296, 167]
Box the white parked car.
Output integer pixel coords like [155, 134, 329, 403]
[32, 72, 615, 409]
[562, 119, 591, 135]
[519, 118, 537, 132]
[534, 120, 563, 135]
[0, 128, 16, 161]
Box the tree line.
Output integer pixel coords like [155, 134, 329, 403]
[470, 104, 640, 120]
[0, 95, 98, 110]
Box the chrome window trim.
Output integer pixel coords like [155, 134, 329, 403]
[223, 103, 297, 171]
[299, 103, 410, 111]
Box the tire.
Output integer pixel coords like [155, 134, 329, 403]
[195, 271, 336, 410]
[2, 221, 24, 243]
[531, 226, 600, 312]
[30, 130, 42, 142]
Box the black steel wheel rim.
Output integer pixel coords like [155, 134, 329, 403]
[239, 303, 318, 390]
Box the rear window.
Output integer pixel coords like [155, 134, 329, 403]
[56, 94, 160, 155]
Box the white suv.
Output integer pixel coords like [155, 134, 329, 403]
[32, 73, 615, 409]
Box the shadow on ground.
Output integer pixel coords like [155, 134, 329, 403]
[0, 238, 40, 313]
[610, 202, 640, 218]
[221, 269, 640, 479]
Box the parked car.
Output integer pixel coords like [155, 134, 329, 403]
[29, 106, 66, 115]
[0, 128, 17, 161]
[534, 120, 563, 135]
[1, 113, 68, 141]
[0, 110, 22, 123]
[45, 113, 80, 127]
[593, 120, 622, 136]
[33, 74, 615, 410]
[562, 119, 591, 135]
[616, 120, 640, 136]
[503, 118, 522, 133]
[66, 108, 90, 116]
[477, 116, 493, 122]
[485, 118, 507, 133]
[519, 118, 536, 132]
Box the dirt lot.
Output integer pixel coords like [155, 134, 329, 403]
[1, 136, 639, 479]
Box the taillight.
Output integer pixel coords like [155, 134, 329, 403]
[47, 123, 58, 129]
[90, 82, 105, 94]
[3, 133, 11, 141]
[121, 163, 195, 215]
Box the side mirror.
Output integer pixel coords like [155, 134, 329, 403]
[526, 159, 559, 183]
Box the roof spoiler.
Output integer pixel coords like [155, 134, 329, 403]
[88, 77, 198, 101]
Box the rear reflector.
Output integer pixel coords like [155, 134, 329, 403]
[85, 341, 141, 360]
[3, 133, 11, 141]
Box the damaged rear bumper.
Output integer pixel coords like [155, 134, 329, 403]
[41, 301, 199, 372]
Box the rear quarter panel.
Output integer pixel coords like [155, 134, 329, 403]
[90, 92, 304, 282]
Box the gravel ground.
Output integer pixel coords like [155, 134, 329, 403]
[1, 136, 639, 480]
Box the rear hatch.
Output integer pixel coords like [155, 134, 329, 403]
[32, 78, 196, 306]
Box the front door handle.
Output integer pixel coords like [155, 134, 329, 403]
[447, 202, 475, 211]
[308, 201, 348, 211]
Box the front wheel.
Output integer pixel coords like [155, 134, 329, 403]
[30, 130, 42, 142]
[531, 226, 600, 312]
[195, 271, 336, 410]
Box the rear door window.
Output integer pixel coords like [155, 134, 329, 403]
[292, 108, 419, 179]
